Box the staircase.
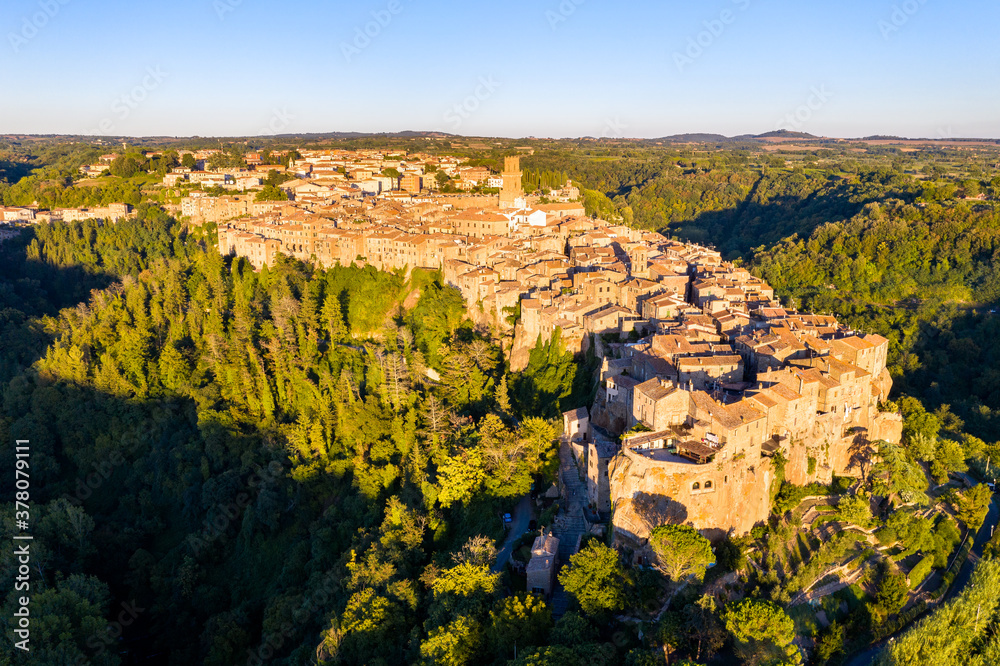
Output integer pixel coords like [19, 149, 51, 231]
[548, 437, 591, 617]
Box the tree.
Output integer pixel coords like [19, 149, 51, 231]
[985, 528, 1000, 559]
[685, 594, 726, 662]
[436, 446, 487, 507]
[884, 558, 1000, 665]
[625, 649, 668, 666]
[452, 534, 497, 569]
[22, 575, 117, 665]
[431, 562, 500, 598]
[484, 594, 552, 661]
[479, 413, 530, 498]
[181, 153, 197, 169]
[548, 611, 595, 646]
[515, 331, 576, 418]
[495, 373, 513, 417]
[954, 484, 992, 530]
[511, 645, 613, 666]
[648, 524, 715, 583]
[722, 598, 800, 665]
[339, 588, 398, 660]
[655, 611, 685, 663]
[557, 541, 629, 617]
[836, 493, 874, 528]
[931, 437, 968, 483]
[110, 155, 142, 178]
[871, 441, 929, 506]
[255, 184, 288, 202]
[906, 432, 938, 463]
[815, 622, 845, 664]
[419, 616, 481, 666]
[872, 564, 909, 619]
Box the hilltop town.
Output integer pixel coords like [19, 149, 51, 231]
[0, 146, 908, 551]
[43, 146, 898, 554]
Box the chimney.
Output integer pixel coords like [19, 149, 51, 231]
[798, 377, 804, 395]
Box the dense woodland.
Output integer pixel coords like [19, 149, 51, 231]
[1, 138, 999, 665]
[0, 210, 587, 664]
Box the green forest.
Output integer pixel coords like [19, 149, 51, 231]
[1, 137, 1000, 665]
[0, 209, 588, 664]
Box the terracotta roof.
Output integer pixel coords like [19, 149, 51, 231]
[635, 378, 677, 402]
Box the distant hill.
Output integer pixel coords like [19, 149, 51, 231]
[15, 130, 459, 144]
[654, 133, 740, 143]
[242, 130, 456, 140]
[654, 131, 822, 143]
[755, 130, 818, 140]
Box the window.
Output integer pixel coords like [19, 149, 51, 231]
[692, 482, 700, 491]
[705, 480, 713, 489]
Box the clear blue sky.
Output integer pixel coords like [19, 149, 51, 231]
[2, 0, 998, 138]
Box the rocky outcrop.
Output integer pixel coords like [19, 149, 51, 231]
[609, 448, 775, 546]
[508, 322, 535, 372]
[609, 403, 904, 546]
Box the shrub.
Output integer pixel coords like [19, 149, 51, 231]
[908, 555, 935, 589]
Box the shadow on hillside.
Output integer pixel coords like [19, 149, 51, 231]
[0, 367, 365, 665]
[0, 236, 392, 663]
[667, 173, 916, 258]
[0, 229, 119, 384]
[0, 158, 33, 183]
[890, 311, 1000, 442]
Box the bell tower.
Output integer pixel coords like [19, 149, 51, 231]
[500, 156, 523, 209]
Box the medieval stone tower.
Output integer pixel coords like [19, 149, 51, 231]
[500, 156, 523, 208]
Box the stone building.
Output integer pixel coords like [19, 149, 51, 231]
[526, 531, 560, 598]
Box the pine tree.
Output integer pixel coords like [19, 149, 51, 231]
[322, 293, 348, 343]
[495, 374, 512, 417]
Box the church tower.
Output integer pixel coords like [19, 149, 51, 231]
[500, 156, 523, 209]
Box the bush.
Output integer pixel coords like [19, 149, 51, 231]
[931, 538, 974, 600]
[772, 480, 838, 515]
[908, 555, 935, 589]
[539, 502, 559, 528]
[831, 476, 853, 494]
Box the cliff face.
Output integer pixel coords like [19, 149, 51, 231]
[508, 322, 534, 372]
[783, 403, 904, 487]
[609, 448, 775, 545]
[608, 401, 904, 546]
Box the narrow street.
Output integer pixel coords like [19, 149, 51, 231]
[493, 494, 533, 573]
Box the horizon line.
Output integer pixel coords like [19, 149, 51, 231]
[4, 130, 1000, 144]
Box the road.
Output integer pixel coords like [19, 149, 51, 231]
[844, 491, 1000, 666]
[493, 494, 533, 573]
